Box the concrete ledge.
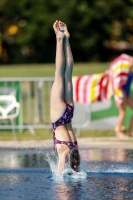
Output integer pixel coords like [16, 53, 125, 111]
[78, 137, 133, 149]
[0, 137, 133, 149]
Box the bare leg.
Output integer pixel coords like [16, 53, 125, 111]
[50, 21, 66, 122]
[128, 116, 133, 136]
[127, 96, 133, 109]
[127, 96, 133, 136]
[64, 37, 74, 106]
[59, 21, 74, 106]
[115, 92, 128, 138]
[59, 21, 76, 141]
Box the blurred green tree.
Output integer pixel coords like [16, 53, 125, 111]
[0, 0, 133, 63]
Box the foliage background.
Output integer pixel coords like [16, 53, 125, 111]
[0, 0, 133, 64]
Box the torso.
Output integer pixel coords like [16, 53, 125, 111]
[52, 104, 77, 151]
[53, 129, 78, 152]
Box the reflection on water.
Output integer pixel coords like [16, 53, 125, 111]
[0, 147, 133, 200]
[0, 148, 133, 169]
[53, 174, 133, 200]
[0, 148, 50, 169]
[81, 148, 133, 162]
[1, 170, 133, 200]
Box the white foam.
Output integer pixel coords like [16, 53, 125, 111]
[45, 151, 87, 181]
[51, 169, 87, 182]
[86, 163, 133, 174]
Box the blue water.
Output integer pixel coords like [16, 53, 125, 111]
[0, 147, 133, 200]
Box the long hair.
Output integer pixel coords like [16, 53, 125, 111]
[70, 148, 80, 172]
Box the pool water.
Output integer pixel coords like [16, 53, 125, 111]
[0, 147, 133, 200]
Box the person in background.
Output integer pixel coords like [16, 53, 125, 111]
[50, 20, 80, 174]
[112, 54, 133, 138]
[72, 52, 133, 139]
[127, 116, 133, 136]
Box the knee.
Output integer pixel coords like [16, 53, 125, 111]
[55, 69, 65, 77]
[65, 69, 72, 80]
[54, 72, 64, 82]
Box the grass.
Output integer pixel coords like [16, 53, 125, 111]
[0, 62, 109, 77]
[0, 129, 52, 141]
[0, 129, 115, 141]
[0, 62, 112, 141]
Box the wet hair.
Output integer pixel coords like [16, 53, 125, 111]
[70, 148, 80, 172]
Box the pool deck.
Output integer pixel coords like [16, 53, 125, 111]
[0, 137, 133, 149]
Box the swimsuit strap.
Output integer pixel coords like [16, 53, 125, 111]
[53, 132, 78, 151]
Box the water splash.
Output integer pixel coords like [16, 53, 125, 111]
[85, 162, 133, 174]
[45, 151, 87, 180]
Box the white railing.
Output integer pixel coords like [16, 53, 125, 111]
[0, 77, 90, 135]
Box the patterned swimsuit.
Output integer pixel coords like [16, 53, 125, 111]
[52, 104, 78, 151]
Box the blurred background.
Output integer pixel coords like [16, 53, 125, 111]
[0, 0, 133, 141]
[0, 0, 133, 64]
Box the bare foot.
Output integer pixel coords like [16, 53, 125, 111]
[115, 132, 129, 139]
[53, 20, 65, 39]
[59, 21, 70, 38]
[115, 126, 129, 138]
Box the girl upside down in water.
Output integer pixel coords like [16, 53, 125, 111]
[50, 20, 80, 174]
